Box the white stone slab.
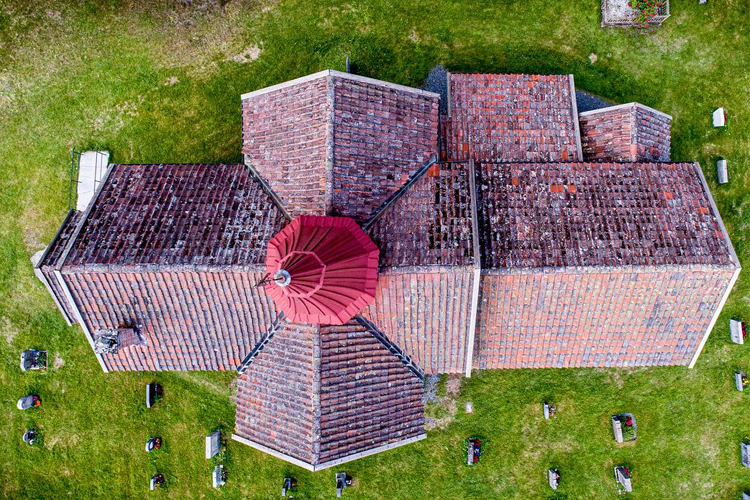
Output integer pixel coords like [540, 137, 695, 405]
[77, 151, 110, 211]
[212, 465, 225, 489]
[713, 107, 726, 127]
[717, 159, 729, 184]
[206, 431, 220, 459]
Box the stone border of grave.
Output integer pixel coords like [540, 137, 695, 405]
[602, 0, 670, 27]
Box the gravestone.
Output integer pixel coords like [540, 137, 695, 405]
[743, 492, 750, 500]
[713, 108, 726, 127]
[146, 383, 162, 408]
[467, 438, 481, 466]
[742, 441, 750, 468]
[212, 465, 226, 489]
[611, 413, 637, 443]
[145, 437, 162, 452]
[23, 429, 39, 446]
[614, 465, 632, 493]
[548, 468, 560, 490]
[206, 431, 220, 459]
[149, 474, 165, 491]
[465, 402, 474, 414]
[282, 477, 297, 497]
[736, 372, 747, 392]
[731, 319, 745, 344]
[17, 394, 40, 410]
[335, 472, 352, 497]
[20, 350, 47, 371]
[717, 159, 729, 184]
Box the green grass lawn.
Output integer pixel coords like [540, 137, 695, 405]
[1, 0, 750, 498]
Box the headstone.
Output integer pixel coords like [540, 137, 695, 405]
[465, 402, 474, 414]
[145, 437, 162, 452]
[731, 319, 745, 344]
[548, 468, 560, 490]
[699, 0, 706, 4]
[736, 372, 747, 392]
[611, 413, 637, 442]
[717, 159, 729, 184]
[212, 465, 226, 489]
[335, 472, 352, 497]
[282, 477, 297, 497]
[467, 438, 481, 466]
[742, 441, 750, 468]
[146, 383, 162, 408]
[743, 492, 750, 500]
[614, 466, 632, 492]
[17, 394, 40, 410]
[20, 350, 47, 371]
[150, 474, 165, 491]
[206, 431, 220, 459]
[713, 108, 726, 127]
[23, 429, 38, 446]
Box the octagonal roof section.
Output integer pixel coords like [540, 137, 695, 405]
[241, 70, 439, 222]
[265, 215, 379, 325]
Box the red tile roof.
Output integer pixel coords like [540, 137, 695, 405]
[241, 71, 439, 221]
[234, 318, 424, 468]
[442, 73, 582, 162]
[363, 270, 474, 374]
[475, 161, 734, 269]
[64, 164, 286, 268]
[476, 268, 736, 369]
[65, 269, 277, 371]
[366, 161, 476, 268]
[579, 103, 671, 162]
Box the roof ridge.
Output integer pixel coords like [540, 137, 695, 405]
[361, 155, 437, 231]
[236, 312, 288, 374]
[353, 315, 424, 379]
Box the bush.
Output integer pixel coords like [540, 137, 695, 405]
[629, 0, 666, 25]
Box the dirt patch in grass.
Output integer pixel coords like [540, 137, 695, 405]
[228, 45, 262, 63]
[53, 353, 65, 370]
[425, 375, 462, 431]
[1, 316, 17, 345]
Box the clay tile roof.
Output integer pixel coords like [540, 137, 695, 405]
[476, 161, 735, 269]
[241, 70, 439, 221]
[64, 164, 286, 269]
[234, 318, 424, 469]
[579, 103, 672, 162]
[366, 161, 476, 268]
[442, 73, 583, 162]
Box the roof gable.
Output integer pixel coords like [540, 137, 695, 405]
[241, 70, 439, 221]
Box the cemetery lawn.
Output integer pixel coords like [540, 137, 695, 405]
[1, 0, 750, 498]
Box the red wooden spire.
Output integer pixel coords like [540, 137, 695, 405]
[265, 216, 379, 325]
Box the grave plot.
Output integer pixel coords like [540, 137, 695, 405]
[741, 440, 750, 468]
[145, 437, 162, 452]
[146, 383, 163, 408]
[544, 402, 557, 420]
[335, 472, 352, 497]
[601, 0, 669, 27]
[548, 468, 560, 490]
[614, 465, 632, 493]
[149, 474, 165, 491]
[282, 477, 297, 497]
[736, 372, 748, 392]
[713, 108, 726, 127]
[206, 431, 221, 459]
[467, 438, 482, 466]
[717, 158, 729, 184]
[611, 413, 637, 443]
[20, 349, 47, 371]
[17, 394, 41, 410]
[212, 465, 226, 489]
[731, 319, 746, 344]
